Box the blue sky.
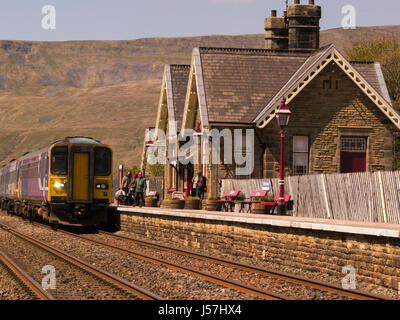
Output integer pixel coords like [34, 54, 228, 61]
[0, 0, 398, 41]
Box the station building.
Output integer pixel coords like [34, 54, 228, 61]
[144, 0, 399, 199]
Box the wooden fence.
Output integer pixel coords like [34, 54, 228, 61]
[220, 171, 400, 224]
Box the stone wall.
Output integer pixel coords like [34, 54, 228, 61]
[120, 211, 400, 292]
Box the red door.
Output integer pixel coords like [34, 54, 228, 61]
[340, 151, 366, 173]
[340, 137, 367, 173]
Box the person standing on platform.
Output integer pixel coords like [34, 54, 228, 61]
[192, 170, 206, 199]
[121, 171, 132, 195]
[135, 172, 147, 207]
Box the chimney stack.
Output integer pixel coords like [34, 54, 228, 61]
[287, 0, 321, 51]
[264, 10, 288, 50]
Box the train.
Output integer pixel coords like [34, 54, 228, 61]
[0, 136, 113, 227]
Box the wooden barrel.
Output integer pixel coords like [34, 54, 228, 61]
[184, 199, 200, 210]
[160, 199, 172, 209]
[252, 203, 266, 214]
[145, 198, 158, 207]
[170, 199, 185, 209]
[205, 200, 219, 211]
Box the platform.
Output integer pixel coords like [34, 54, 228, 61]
[114, 205, 400, 239]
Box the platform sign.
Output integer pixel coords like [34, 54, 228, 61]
[261, 179, 271, 191]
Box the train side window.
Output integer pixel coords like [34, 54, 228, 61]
[94, 147, 111, 176]
[51, 146, 68, 175]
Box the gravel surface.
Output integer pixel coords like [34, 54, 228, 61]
[0, 214, 257, 300]
[115, 230, 400, 300]
[0, 227, 142, 300]
[82, 232, 349, 300]
[0, 260, 36, 300]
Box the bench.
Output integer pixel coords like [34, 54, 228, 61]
[261, 194, 292, 214]
[241, 190, 269, 213]
[217, 190, 242, 212]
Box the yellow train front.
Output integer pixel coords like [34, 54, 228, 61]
[45, 136, 113, 226]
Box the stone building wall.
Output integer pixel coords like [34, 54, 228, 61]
[259, 63, 396, 178]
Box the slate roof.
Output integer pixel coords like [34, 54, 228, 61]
[196, 46, 392, 124]
[168, 64, 190, 131]
[198, 47, 310, 123]
[351, 62, 392, 105]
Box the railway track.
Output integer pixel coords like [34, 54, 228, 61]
[16, 220, 285, 300]
[0, 250, 54, 300]
[0, 214, 392, 300]
[49, 228, 285, 299]
[96, 230, 390, 300]
[0, 223, 163, 300]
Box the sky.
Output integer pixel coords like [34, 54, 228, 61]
[0, 0, 398, 41]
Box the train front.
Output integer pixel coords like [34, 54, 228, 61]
[47, 137, 112, 226]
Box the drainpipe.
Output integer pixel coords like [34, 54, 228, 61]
[253, 124, 266, 178]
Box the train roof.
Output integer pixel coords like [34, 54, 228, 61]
[0, 136, 109, 168]
[51, 136, 102, 145]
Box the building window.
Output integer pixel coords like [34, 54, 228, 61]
[340, 137, 367, 173]
[293, 136, 308, 175]
[341, 137, 366, 152]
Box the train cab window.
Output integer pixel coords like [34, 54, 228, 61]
[51, 146, 68, 175]
[94, 147, 111, 176]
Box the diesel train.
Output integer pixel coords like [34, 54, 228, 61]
[0, 137, 113, 227]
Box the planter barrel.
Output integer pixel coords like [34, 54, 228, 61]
[145, 198, 158, 207]
[252, 202, 266, 214]
[170, 199, 185, 209]
[184, 199, 200, 210]
[160, 199, 172, 209]
[205, 200, 219, 211]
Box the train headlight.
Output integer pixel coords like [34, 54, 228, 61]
[54, 182, 65, 189]
[96, 183, 108, 190]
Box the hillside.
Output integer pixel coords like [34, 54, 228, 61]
[0, 26, 399, 174]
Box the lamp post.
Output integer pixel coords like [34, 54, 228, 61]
[275, 97, 291, 215]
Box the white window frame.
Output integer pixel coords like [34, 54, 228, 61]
[293, 136, 309, 175]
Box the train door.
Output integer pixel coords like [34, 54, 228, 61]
[72, 153, 89, 201]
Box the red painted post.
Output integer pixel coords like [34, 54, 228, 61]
[275, 97, 291, 215]
[279, 129, 285, 208]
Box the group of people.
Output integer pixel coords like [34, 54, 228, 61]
[120, 171, 147, 207]
[116, 169, 207, 206]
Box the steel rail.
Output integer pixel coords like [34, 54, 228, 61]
[0, 250, 55, 300]
[99, 231, 391, 300]
[0, 223, 163, 300]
